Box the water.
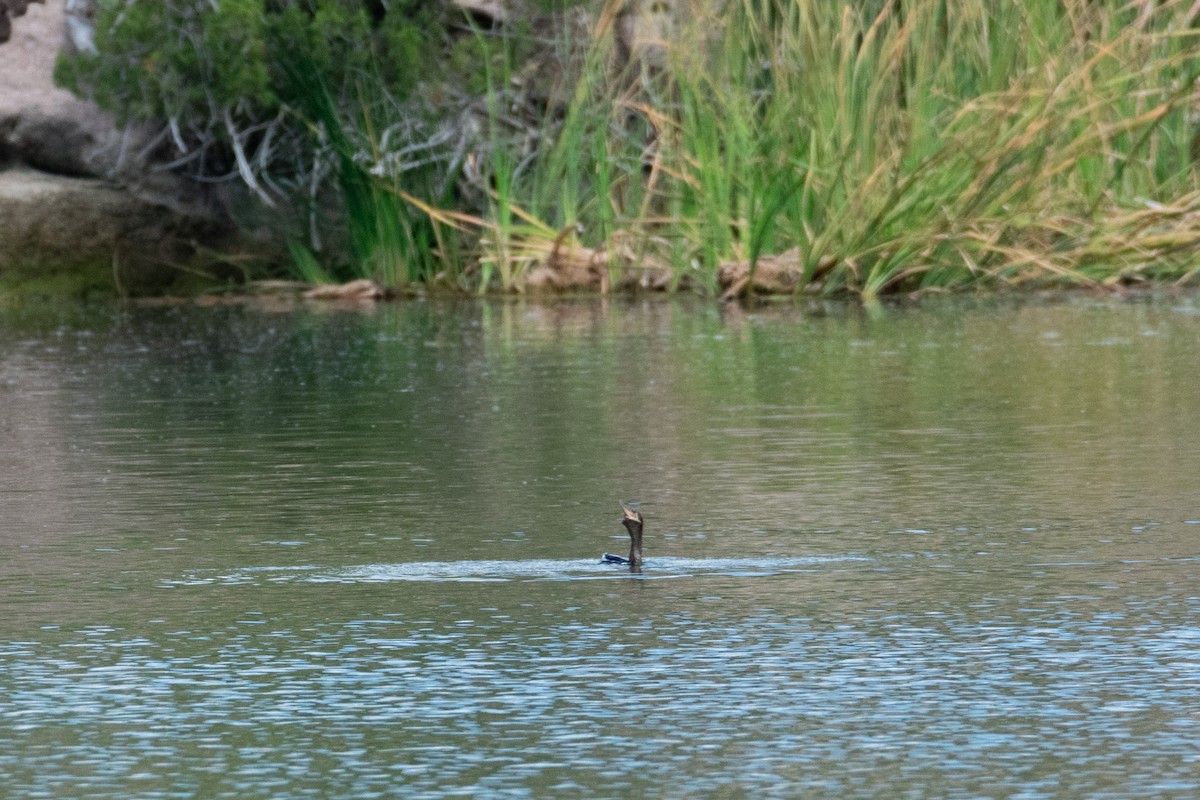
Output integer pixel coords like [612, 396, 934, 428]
[3, 295, 1200, 798]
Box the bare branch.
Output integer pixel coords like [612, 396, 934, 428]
[223, 106, 276, 207]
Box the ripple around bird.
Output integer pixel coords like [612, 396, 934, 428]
[165, 554, 869, 586]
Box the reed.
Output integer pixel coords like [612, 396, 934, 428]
[282, 54, 446, 286]
[297, 0, 1200, 298]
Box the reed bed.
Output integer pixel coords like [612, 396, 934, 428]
[329, 0, 1200, 299]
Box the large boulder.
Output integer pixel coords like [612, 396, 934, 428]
[0, 167, 234, 295]
[1, 1, 47, 45]
[0, 0, 266, 295]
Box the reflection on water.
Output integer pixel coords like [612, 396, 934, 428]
[3, 295, 1200, 798]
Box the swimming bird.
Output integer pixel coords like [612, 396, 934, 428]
[602, 504, 644, 568]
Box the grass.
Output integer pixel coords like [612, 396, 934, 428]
[281, 54, 449, 287]
[294, 0, 1200, 300]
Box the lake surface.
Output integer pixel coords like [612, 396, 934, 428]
[3, 293, 1200, 798]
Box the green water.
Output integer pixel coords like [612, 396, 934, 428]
[3, 295, 1200, 798]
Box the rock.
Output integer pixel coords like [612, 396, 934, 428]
[520, 227, 676, 293]
[0, 0, 279, 295]
[605, 228, 674, 291]
[0, 1, 190, 186]
[0, 167, 239, 295]
[718, 247, 812, 299]
[303, 278, 385, 301]
[0, 0, 46, 45]
[524, 240, 606, 292]
[0, 0, 126, 180]
[4, 109, 99, 177]
[0, 1, 81, 119]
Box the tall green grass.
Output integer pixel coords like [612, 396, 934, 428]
[653, 0, 1200, 298]
[282, 55, 447, 286]
[316, 0, 1200, 298]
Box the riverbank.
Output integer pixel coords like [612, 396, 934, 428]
[5, 0, 1200, 302]
[270, 0, 1200, 301]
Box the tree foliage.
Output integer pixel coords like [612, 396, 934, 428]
[62, 0, 437, 117]
[56, 0, 445, 198]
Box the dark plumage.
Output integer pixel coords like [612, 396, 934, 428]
[603, 504, 644, 568]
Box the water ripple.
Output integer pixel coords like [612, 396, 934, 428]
[4, 602, 1200, 799]
[163, 555, 868, 587]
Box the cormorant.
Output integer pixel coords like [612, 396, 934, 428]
[602, 504, 644, 568]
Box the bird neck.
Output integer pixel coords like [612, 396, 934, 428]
[624, 520, 644, 566]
